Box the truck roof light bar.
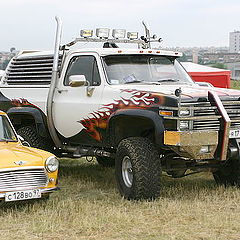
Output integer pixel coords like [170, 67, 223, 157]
[63, 23, 162, 49]
[65, 37, 145, 48]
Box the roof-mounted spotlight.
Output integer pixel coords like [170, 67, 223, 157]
[96, 28, 110, 39]
[112, 29, 126, 39]
[127, 32, 138, 40]
[80, 30, 93, 38]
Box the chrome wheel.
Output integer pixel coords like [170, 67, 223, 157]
[122, 156, 133, 188]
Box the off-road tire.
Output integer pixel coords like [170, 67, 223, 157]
[96, 156, 115, 167]
[213, 159, 240, 186]
[115, 137, 161, 200]
[17, 126, 48, 150]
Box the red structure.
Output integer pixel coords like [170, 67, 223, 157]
[182, 62, 231, 88]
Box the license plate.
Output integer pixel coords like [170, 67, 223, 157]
[229, 129, 240, 139]
[5, 189, 41, 202]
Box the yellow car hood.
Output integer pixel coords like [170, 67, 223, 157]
[0, 142, 50, 169]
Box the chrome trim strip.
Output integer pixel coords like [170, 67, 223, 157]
[208, 91, 231, 161]
[164, 116, 221, 120]
[0, 166, 44, 173]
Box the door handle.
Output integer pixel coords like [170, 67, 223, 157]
[57, 89, 68, 93]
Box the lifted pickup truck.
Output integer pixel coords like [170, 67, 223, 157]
[1, 18, 240, 200]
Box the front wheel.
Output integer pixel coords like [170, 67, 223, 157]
[17, 126, 52, 151]
[115, 137, 161, 200]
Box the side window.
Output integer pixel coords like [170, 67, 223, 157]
[64, 55, 101, 86]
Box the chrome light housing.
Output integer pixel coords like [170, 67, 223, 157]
[96, 28, 110, 39]
[80, 29, 93, 38]
[45, 156, 59, 172]
[179, 120, 189, 130]
[112, 29, 126, 39]
[127, 32, 138, 40]
[179, 109, 190, 116]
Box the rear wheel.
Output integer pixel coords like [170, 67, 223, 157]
[115, 137, 161, 200]
[213, 159, 240, 186]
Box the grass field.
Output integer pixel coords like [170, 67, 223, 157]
[0, 158, 240, 240]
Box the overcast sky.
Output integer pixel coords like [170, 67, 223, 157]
[0, 0, 239, 51]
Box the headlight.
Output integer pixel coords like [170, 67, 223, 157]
[179, 120, 189, 130]
[45, 156, 59, 172]
[179, 109, 190, 116]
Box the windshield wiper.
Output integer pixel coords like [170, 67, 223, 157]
[124, 80, 144, 84]
[157, 79, 179, 83]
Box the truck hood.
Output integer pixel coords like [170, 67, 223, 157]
[110, 83, 240, 101]
[0, 142, 49, 169]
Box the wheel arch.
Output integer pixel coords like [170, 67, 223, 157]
[107, 109, 165, 147]
[7, 107, 48, 138]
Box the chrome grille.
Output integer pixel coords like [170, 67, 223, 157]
[0, 168, 48, 192]
[223, 101, 240, 128]
[182, 100, 240, 131]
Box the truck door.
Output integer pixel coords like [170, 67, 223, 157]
[53, 53, 104, 143]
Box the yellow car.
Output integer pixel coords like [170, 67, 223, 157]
[0, 111, 59, 202]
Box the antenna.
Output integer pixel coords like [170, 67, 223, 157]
[142, 21, 151, 48]
[141, 21, 163, 49]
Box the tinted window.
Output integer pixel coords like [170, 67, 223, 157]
[0, 116, 17, 142]
[64, 56, 101, 86]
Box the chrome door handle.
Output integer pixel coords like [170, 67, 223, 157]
[57, 89, 68, 93]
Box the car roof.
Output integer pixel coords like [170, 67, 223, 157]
[16, 48, 182, 59]
[0, 111, 6, 115]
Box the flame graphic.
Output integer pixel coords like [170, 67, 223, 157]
[11, 98, 39, 109]
[80, 89, 164, 141]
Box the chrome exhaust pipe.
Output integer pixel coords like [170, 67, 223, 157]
[46, 16, 63, 149]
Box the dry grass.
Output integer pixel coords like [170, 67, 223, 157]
[0, 158, 240, 240]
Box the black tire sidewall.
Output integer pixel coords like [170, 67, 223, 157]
[115, 137, 161, 200]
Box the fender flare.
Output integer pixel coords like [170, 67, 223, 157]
[107, 109, 165, 146]
[7, 107, 48, 138]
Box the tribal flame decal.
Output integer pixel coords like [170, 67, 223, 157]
[11, 98, 39, 109]
[80, 89, 164, 141]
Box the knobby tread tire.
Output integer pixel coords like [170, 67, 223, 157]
[17, 126, 48, 150]
[213, 159, 240, 186]
[115, 137, 161, 200]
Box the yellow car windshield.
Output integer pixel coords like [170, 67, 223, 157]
[0, 115, 18, 142]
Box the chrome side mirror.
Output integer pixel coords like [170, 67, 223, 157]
[69, 75, 87, 87]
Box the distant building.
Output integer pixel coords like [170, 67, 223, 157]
[202, 52, 240, 64]
[229, 31, 240, 53]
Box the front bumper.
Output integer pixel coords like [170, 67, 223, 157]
[164, 130, 218, 159]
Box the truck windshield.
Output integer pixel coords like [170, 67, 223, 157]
[103, 55, 194, 85]
[0, 115, 18, 142]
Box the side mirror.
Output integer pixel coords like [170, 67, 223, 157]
[69, 75, 87, 87]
